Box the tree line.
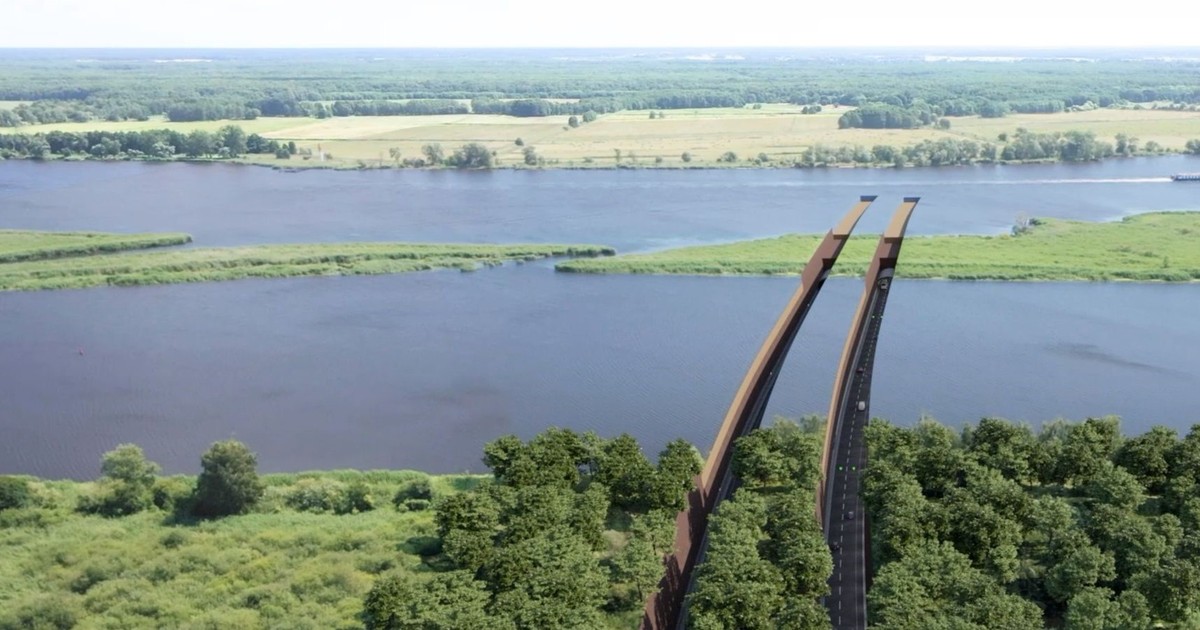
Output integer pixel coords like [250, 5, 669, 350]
[864, 416, 1200, 628]
[0, 126, 294, 160]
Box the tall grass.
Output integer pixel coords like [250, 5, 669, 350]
[0, 241, 615, 291]
[557, 212, 1200, 282]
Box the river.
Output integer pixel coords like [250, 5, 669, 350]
[2, 157, 1199, 478]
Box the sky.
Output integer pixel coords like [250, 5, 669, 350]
[5, 0, 1199, 49]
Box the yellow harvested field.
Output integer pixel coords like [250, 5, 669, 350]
[949, 109, 1200, 148]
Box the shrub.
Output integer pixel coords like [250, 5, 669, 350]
[285, 478, 347, 514]
[160, 530, 188, 549]
[341, 481, 375, 514]
[718, 151, 738, 163]
[0, 476, 31, 511]
[152, 477, 194, 512]
[681, 152, 692, 163]
[0, 594, 81, 630]
[76, 482, 152, 517]
[403, 498, 431, 512]
[393, 477, 432, 509]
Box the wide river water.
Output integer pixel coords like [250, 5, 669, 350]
[2, 157, 1199, 479]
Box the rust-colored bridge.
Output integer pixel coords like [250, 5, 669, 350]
[640, 197, 919, 630]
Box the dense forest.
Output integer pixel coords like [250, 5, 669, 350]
[1, 50, 1199, 125]
[686, 418, 831, 629]
[865, 416, 1200, 629]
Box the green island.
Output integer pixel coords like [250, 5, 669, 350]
[0, 231, 613, 291]
[557, 211, 1200, 282]
[5, 416, 1198, 629]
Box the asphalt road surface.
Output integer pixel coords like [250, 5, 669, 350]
[824, 271, 892, 630]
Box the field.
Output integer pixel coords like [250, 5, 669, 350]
[0, 232, 614, 291]
[6, 105, 1200, 169]
[556, 211, 1200, 282]
[0, 471, 475, 629]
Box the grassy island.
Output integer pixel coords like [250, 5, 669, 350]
[0, 230, 193, 263]
[557, 212, 1200, 282]
[0, 231, 614, 291]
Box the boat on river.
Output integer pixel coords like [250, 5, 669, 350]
[1170, 173, 1200, 181]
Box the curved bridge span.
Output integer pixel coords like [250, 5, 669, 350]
[640, 197, 919, 630]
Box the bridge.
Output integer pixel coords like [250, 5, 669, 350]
[641, 196, 919, 630]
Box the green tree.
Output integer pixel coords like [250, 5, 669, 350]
[870, 541, 1041, 629]
[522, 146, 539, 166]
[687, 490, 786, 630]
[567, 116, 579, 128]
[647, 438, 701, 512]
[183, 129, 216, 157]
[596, 434, 656, 511]
[1057, 417, 1121, 485]
[436, 491, 501, 573]
[191, 439, 264, 518]
[449, 143, 493, 168]
[1137, 558, 1200, 622]
[217, 125, 247, 156]
[761, 490, 832, 595]
[421, 143, 445, 165]
[488, 531, 608, 629]
[1114, 425, 1176, 494]
[84, 443, 160, 516]
[1083, 462, 1145, 511]
[964, 417, 1039, 483]
[680, 152, 692, 163]
[1169, 424, 1200, 484]
[1045, 545, 1117, 604]
[717, 151, 738, 163]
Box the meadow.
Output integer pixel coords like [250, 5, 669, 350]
[0, 470, 479, 629]
[0, 232, 613, 291]
[556, 212, 1200, 282]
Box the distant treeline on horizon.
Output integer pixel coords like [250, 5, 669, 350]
[1, 52, 1198, 125]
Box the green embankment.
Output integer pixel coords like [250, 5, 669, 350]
[0, 471, 479, 629]
[0, 231, 614, 291]
[556, 212, 1200, 282]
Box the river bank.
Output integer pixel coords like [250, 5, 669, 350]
[557, 212, 1200, 282]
